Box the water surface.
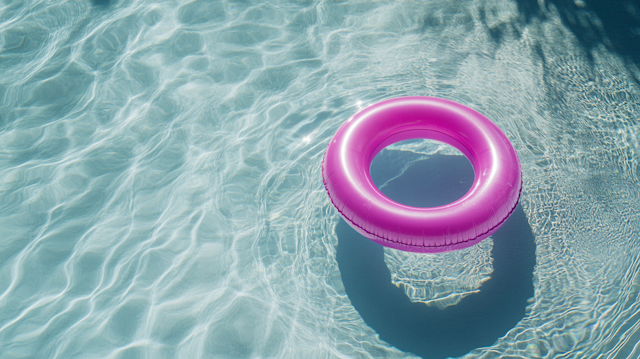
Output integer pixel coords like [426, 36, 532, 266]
[1, 0, 640, 358]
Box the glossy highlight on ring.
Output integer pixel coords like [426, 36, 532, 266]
[322, 96, 522, 253]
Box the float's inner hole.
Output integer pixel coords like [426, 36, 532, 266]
[369, 139, 475, 208]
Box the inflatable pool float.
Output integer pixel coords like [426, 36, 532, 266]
[322, 96, 522, 253]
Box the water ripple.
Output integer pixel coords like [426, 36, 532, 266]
[1, 0, 640, 358]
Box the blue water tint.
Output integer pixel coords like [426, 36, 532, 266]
[1, 0, 640, 358]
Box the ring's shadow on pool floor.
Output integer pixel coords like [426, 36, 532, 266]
[336, 150, 536, 359]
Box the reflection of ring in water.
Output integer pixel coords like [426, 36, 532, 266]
[336, 153, 536, 359]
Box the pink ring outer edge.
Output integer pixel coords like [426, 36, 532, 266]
[322, 96, 523, 253]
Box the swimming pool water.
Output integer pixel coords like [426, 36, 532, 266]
[1, 0, 640, 358]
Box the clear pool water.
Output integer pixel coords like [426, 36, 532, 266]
[1, 0, 640, 358]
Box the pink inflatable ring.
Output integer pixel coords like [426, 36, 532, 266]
[322, 96, 522, 253]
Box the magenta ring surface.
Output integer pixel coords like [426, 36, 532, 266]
[322, 96, 522, 253]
